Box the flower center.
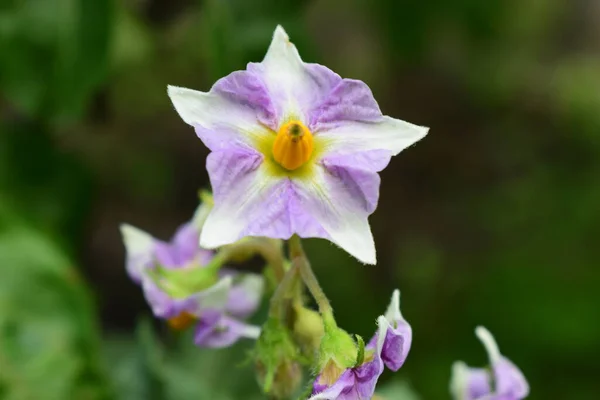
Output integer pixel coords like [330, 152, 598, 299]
[272, 120, 314, 170]
[167, 311, 196, 331]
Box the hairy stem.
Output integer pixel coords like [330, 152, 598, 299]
[269, 262, 298, 318]
[288, 235, 333, 316]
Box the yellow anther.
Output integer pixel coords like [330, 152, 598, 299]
[272, 120, 314, 170]
[167, 311, 195, 331]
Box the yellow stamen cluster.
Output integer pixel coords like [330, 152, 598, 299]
[272, 120, 314, 170]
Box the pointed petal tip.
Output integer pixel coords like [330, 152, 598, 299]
[274, 24, 288, 36]
[119, 223, 148, 241]
[475, 326, 502, 364]
[389, 289, 400, 314]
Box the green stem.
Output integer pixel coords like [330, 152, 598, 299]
[269, 262, 298, 318]
[288, 235, 333, 316]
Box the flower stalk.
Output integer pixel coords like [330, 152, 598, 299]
[288, 235, 333, 317]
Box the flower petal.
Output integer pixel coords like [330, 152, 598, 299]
[476, 327, 529, 399]
[186, 275, 233, 316]
[199, 149, 292, 248]
[294, 164, 377, 264]
[309, 79, 382, 131]
[140, 277, 196, 319]
[311, 347, 384, 400]
[309, 369, 356, 400]
[317, 116, 428, 157]
[373, 290, 413, 371]
[167, 85, 271, 151]
[450, 361, 492, 400]
[253, 26, 341, 124]
[225, 273, 264, 319]
[194, 312, 260, 348]
[120, 223, 154, 282]
[320, 157, 383, 215]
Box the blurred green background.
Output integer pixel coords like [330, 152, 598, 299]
[1, 0, 599, 399]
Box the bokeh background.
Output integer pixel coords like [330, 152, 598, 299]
[1, 0, 600, 399]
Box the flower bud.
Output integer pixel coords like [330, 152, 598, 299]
[254, 317, 302, 398]
[315, 313, 358, 384]
[292, 304, 324, 361]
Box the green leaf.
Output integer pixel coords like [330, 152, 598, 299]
[0, 204, 110, 400]
[0, 0, 113, 121]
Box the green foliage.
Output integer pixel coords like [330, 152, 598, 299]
[0, 204, 110, 400]
[0, 0, 112, 122]
[1, 0, 600, 398]
[105, 322, 264, 400]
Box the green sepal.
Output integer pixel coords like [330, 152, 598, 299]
[254, 317, 303, 398]
[354, 334, 365, 367]
[316, 313, 358, 371]
[147, 263, 219, 299]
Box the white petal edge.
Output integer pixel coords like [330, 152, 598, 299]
[384, 289, 402, 323]
[167, 85, 262, 141]
[200, 163, 282, 249]
[475, 326, 502, 364]
[307, 377, 348, 400]
[318, 117, 429, 156]
[260, 25, 310, 123]
[234, 273, 265, 307]
[119, 223, 154, 280]
[238, 323, 261, 340]
[295, 166, 377, 264]
[187, 275, 233, 316]
[191, 201, 212, 232]
[375, 315, 391, 356]
[449, 361, 471, 400]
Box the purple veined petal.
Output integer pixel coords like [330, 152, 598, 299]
[211, 69, 278, 130]
[309, 79, 382, 131]
[293, 164, 377, 264]
[167, 85, 273, 152]
[194, 313, 261, 348]
[310, 352, 385, 400]
[199, 148, 293, 248]
[225, 273, 264, 319]
[199, 148, 332, 249]
[475, 327, 529, 400]
[119, 224, 155, 283]
[321, 149, 393, 174]
[379, 289, 412, 371]
[319, 156, 382, 215]
[450, 362, 492, 400]
[252, 26, 342, 125]
[316, 116, 428, 157]
[153, 221, 213, 268]
[309, 369, 356, 400]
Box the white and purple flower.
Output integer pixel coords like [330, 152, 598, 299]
[310, 290, 412, 400]
[119, 205, 264, 348]
[450, 327, 529, 400]
[167, 26, 428, 264]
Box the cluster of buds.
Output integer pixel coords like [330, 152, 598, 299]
[119, 25, 530, 399]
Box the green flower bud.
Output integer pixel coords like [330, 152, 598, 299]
[254, 317, 302, 398]
[316, 313, 358, 373]
[292, 304, 324, 361]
